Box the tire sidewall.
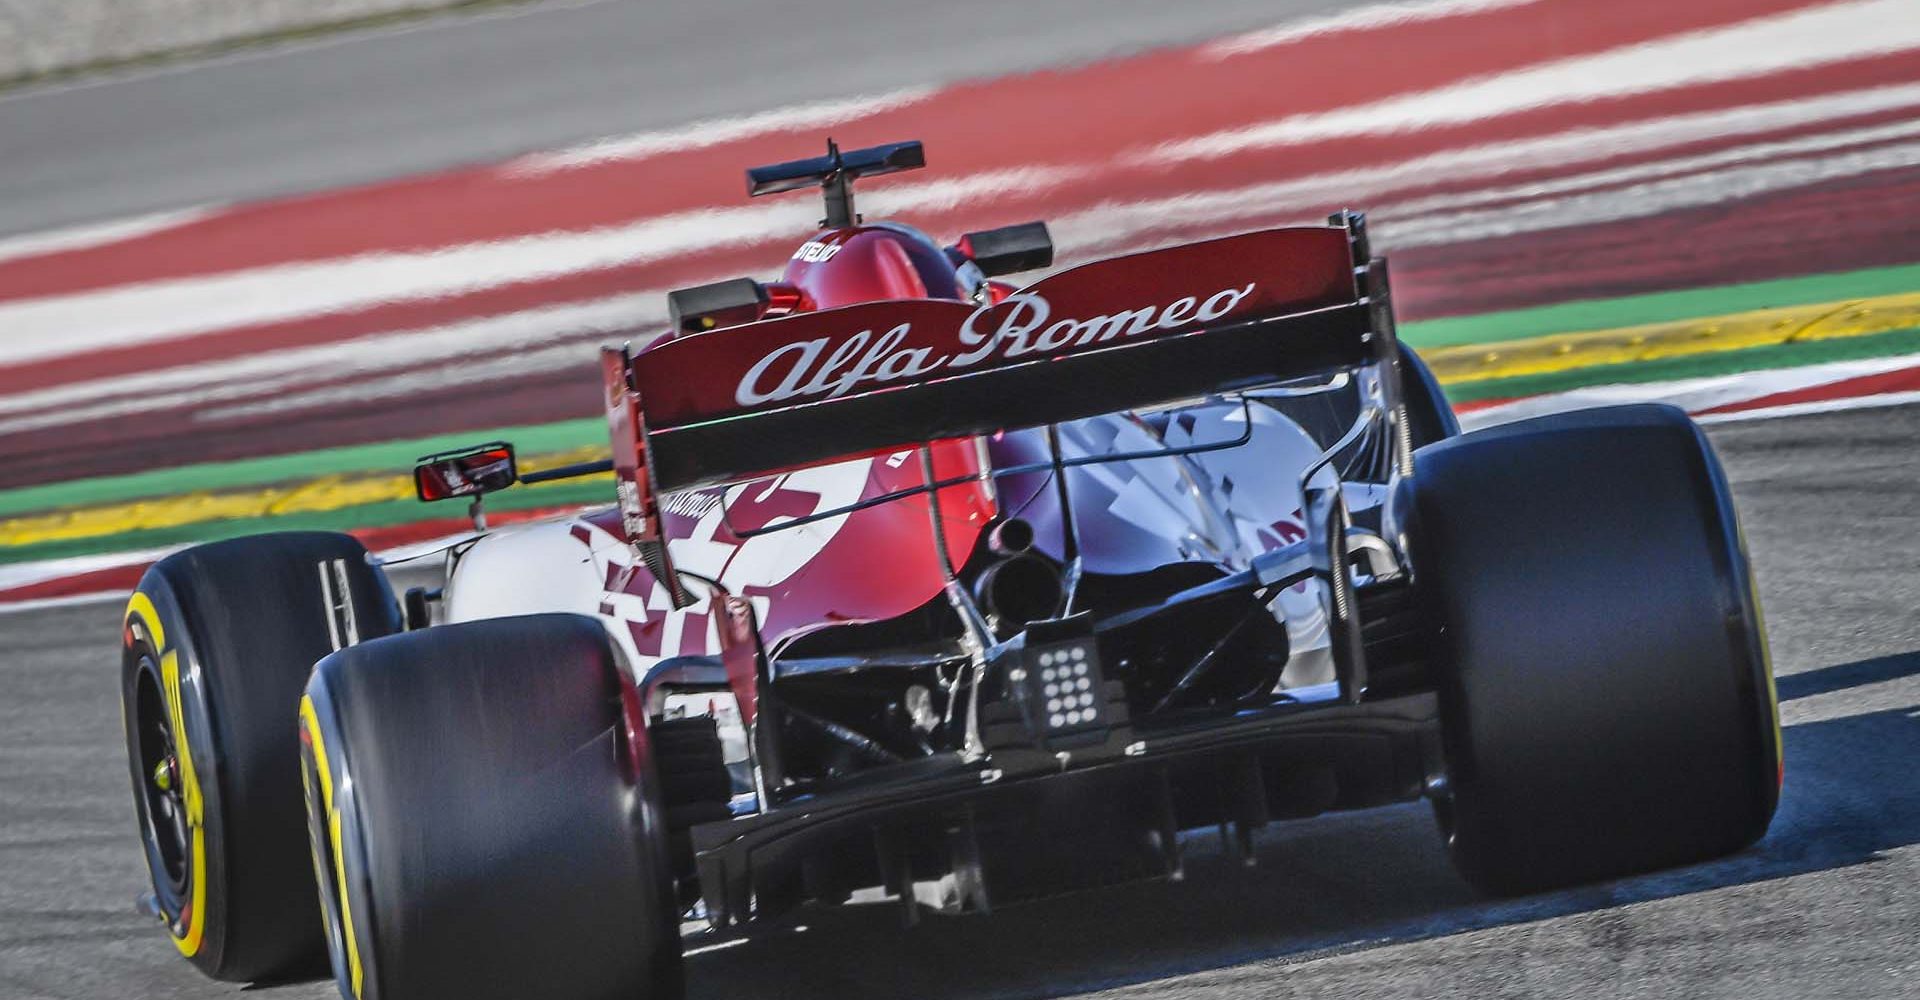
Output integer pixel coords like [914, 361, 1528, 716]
[122, 574, 234, 976]
[119, 531, 399, 982]
[301, 615, 684, 1000]
[299, 677, 382, 1000]
[1411, 406, 1780, 892]
[1687, 421, 1784, 826]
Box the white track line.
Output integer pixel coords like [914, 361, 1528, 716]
[520, 0, 1556, 175]
[505, 86, 940, 175]
[0, 527, 507, 612]
[0, 167, 1073, 367]
[1155, 0, 1920, 162]
[0, 292, 664, 434]
[9, 122, 1915, 433]
[187, 129, 1920, 424]
[1203, 0, 1543, 60]
[0, 590, 136, 614]
[1697, 388, 1920, 423]
[1379, 137, 1920, 247]
[5, 4, 1911, 366]
[1051, 84, 1920, 249]
[8, 93, 1908, 380]
[195, 340, 606, 422]
[1459, 351, 1920, 430]
[1063, 136, 1920, 256]
[1376, 117, 1920, 218]
[0, 546, 179, 592]
[1053, 123, 1920, 257]
[0, 206, 216, 266]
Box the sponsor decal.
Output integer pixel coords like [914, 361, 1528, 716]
[735, 283, 1258, 407]
[570, 461, 869, 662]
[659, 490, 723, 520]
[792, 241, 844, 263]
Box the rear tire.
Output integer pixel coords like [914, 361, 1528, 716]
[651, 715, 735, 905]
[120, 532, 398, 982]
[1409, 404, 1780, 894]
[300, 613, 684, 1000]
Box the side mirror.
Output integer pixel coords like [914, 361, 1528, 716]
[955, 221, 1053, 277]
[414, 442, 517, 502]
[668, 277, 769, 334]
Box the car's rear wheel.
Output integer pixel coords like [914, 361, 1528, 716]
[1409, 404, 1781, 894]
[300, 613, 683, 1000]
[121, 532, 399, 982]
[650, 715, 735, 905]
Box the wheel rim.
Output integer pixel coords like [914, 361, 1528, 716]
[133, 655, 192, 902]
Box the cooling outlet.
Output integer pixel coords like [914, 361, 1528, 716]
[974, 555, 1063, 633]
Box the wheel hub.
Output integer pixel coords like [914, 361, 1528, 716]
[132, 657, 191, 899]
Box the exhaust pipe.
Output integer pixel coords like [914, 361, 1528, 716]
[973, 552, 1062, 631]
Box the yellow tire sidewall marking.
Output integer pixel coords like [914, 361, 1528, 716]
[125, 591, 209, 958]
[301, 694, 366, 1000]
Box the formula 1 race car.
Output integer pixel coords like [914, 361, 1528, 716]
[119, 140, 1782, 999]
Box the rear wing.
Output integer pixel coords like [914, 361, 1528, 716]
[602, 217, 1401, 599]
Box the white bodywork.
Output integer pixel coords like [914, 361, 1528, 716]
[438, 403, 1356, 761]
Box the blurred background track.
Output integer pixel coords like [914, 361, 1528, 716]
[4, 0, 1920, 488]
[0, 0, 1353, 236]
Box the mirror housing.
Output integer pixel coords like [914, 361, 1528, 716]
[955, 221, 1053, 277]
[414, 442, 517, 502]
[668, 277, 770, 335]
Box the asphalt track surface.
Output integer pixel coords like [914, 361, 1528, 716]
[5, 401, 1918, 1000]
[0, 0, 1348, 238]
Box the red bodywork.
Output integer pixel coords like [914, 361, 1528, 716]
[781, 223, 969, 308]
[598, 224, 1360, 668]
[598, 221, 995, 663]
[594, 208, 1369, 826]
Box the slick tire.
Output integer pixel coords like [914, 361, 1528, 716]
[300, 613, 684, 1000]
[1409, 404, 1781, 895]
[650, 715, 735, 900]
[121, 532, 399, 982]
